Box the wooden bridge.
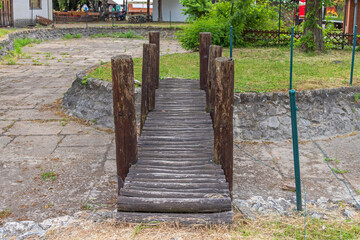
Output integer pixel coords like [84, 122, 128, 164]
[111, 32, 234, 224]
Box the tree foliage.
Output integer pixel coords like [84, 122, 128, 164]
[179, 0, 213, 22]
[178, 0, 278, 50]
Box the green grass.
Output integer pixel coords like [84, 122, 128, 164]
[41, 169, 56, 181]
[1, 37, 42, 64]
[87, 47, 360, 92]
[89, 30, 141, 39]
[0, 28, 17, 38]
[63, 33, 83, 39]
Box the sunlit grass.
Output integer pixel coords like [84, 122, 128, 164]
[0, 28, 17, 38]
[87, 47, 360, 92]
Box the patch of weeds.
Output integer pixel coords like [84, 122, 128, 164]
[355, 93, 360, 102]
[44, 202, 54, 209]
[80, 201, 95, 210]
[90, 119, 97, 124]
[133, 221, 159, 236]
[63, 33, 82, 39]
[332, 168, 350, 174]
[99, 60, 106, 65]
[357, 190, 360, 195]
[89, 31, 141, 39]
[45, 52, 51, 58]
[32, 59, 43, 65]
[41, 168, 56, 181]
[81, 76, 89, 85]
[6, 59, 16, 65]
[60, 118, 68, 126]
[324, 157, 340, 164]
[60, 52, 69, 56]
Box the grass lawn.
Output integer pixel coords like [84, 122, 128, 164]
[87, 47, 360, 93]
[0, 28, 17, 38]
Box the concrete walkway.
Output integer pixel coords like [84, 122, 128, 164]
[0, 37, 359, 223]
[0, 38, 186, 222]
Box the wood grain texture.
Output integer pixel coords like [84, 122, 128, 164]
[207, 45, 222, 119]
[199, 33, 212, 90]
[213, 58, 234, 192]
[111, 55, 137, 191]
[118, 78, 232, 222]
[149, 31, 160, 88]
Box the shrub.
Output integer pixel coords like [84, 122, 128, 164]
[180, 0, 213, 22]
[178, 0, 280, 50]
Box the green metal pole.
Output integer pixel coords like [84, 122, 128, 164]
[230, 26, 233, 58]
[278, 0, 281, 46]
[289, 89, 302, 212]
[290, 27, 294, 89]
[351, 25, 357, 85]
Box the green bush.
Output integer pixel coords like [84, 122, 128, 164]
[178, 0, 280, 50]
[180, 0, 213, 22]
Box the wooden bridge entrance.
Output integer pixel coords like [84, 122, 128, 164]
[112, 32, 234, 224]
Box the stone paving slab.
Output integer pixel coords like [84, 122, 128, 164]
[0, 37, 187, 222]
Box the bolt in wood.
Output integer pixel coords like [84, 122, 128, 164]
[199, 32, 211, 90]
[111, 55, 138, 192]
[214, 57, 234, 192]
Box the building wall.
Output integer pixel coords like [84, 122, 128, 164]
[13, 0, 52, 27]
[153, 0, 187, 22]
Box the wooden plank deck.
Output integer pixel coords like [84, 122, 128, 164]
[117, 78, 233, 224]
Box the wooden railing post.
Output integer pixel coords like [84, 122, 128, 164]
[199, 32, 211, 90]
[111, 55, 138, 192]
[140, 43, 157, 132]
[206, 45, 222, 118]
[214, 57, 234, 191]
[149, 31, 160, 88]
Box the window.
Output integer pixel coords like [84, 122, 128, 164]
[30, 0, 41, 9]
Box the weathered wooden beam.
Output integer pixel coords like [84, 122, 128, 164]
[117, 196, 232, 213]
[115, 211, 233, 225]
[213, 57, 234, 192]
[149, 31, 160, 88]
[111, 55, 138, 192]
[199, 32, 211, 90]
[206, 45, 222, 119]
[140, 43, 157, 132]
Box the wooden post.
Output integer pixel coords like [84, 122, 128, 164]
[206, 45, 222, 118]
[199, 32, 211, 90]
[141, 43, 157, 132]
[214, 57, 234, 192]
[149, 31, 160, 89]
[158, 0, 162, 22]
[111, 55, 138, 193]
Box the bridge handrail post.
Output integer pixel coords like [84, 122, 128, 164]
[206, 45, 222, 120]
[141, 43, 157, 132]
[199, 32, 212, 90]
[149, 31, 160, 89]
[111, 55, 138, 192]
[214, 57, 234, 192]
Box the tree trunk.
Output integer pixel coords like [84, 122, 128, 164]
[100, 0, 108, 20]
[300, 0, 325, 52]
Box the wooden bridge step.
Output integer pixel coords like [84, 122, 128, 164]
[122, 186, 229, 194]
[117, 197, 232, 213]
[124, 177, 225, 183]
[129, 167, 223, 175]
[120, 189, 229, 199]
[126, 172, 223, 179]
[115, 211, 233, 225]
[123, 181, 228, 190]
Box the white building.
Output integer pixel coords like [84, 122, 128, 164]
[0, 0, 53, 27]
[114, 0, 187, 22]
[153, 0, 186, 22]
